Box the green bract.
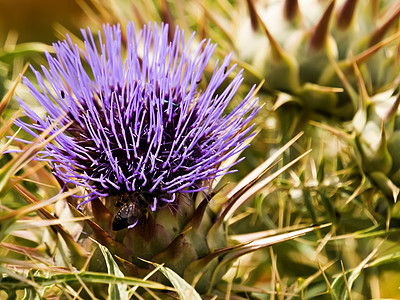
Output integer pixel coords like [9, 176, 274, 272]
[352, 85, 400, 201]
[235, 0, 400, 119]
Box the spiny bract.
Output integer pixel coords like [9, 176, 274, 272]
[234, 0, 400, 204]
[236, 0, 400, 119]
[352, 80, 400, 202]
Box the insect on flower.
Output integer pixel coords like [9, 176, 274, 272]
[14, 22, 259, 230]
[112, 192, 148, 231]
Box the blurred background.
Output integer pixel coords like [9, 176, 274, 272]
[0, 0, 86, 44]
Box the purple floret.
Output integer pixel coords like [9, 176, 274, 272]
[15, 22, 259, 211]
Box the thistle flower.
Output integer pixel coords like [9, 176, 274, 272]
[15, 22, 258, 228]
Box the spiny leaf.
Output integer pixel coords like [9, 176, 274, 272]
[0, 189, 61, 224]
[0, 63, 28, 116]
[0, 242, 53, 265]
[329, 223, 400, 241]
[152, 227, 196, 276]
[0, 116, 71, 193]
[10, 184, 89, 267]
[331, 246, 380, 300]
[366, 251, 400, 268]
[142, 259, 202, 300]
[0, 272, 174, 291]
[296, 259, 338, 294]
[0, 43, 53, 61]
[309, 0, 336, 51]
[222, 149, 312, 222]
[231, 223, 331, 252]
[84, 216, 133, 261]
[94, 240, 128, 300]
[0, 266, 40, 290]
[183, 244, 243, 289]
[208, 223, 331, 293]
[355, 29, 400, 66]
[225, 131, 304, 200]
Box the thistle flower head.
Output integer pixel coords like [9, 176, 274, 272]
[16, 22, 258, 214]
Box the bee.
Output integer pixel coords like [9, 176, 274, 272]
[112, 193, 147, 231]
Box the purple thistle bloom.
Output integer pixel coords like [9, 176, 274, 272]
[15, 22, 258, 215]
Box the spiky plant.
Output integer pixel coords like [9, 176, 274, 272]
[5, 0, 400, 297]
[338, 60, 400, 204]
[234, 0, 400, 120]
[9, 21, 324, 298]
[221, 0, 400, 227]
[230, 2, 400, 297]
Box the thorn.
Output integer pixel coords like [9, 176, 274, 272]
[336, 0, 359, 30]
[0, 62, 29, 116]
[369, 3, 400, 47]
[355, 30, 400, 66]
[351, 54, 370, 108]
[246, 0, 259, 31]
[283, 0, 299, 21]
[385, 92, 400, 121]
[309, 0, 336, 51]
[326, 55, 359, 111]
[311, 223, 332, 228]
[246, 0, 288, 61]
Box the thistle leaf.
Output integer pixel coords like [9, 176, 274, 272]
[309, 0, 336, 51]
[143, 260, 202, 300]
[331, 245, 380, 300]
[95, 240, 128, 300]
[208, 223, 331, 292]
[0, 272, 174, 291]
[0, 117, 71, 194]
[0, 43, 53, 61]
[0, 63, 28, 116]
